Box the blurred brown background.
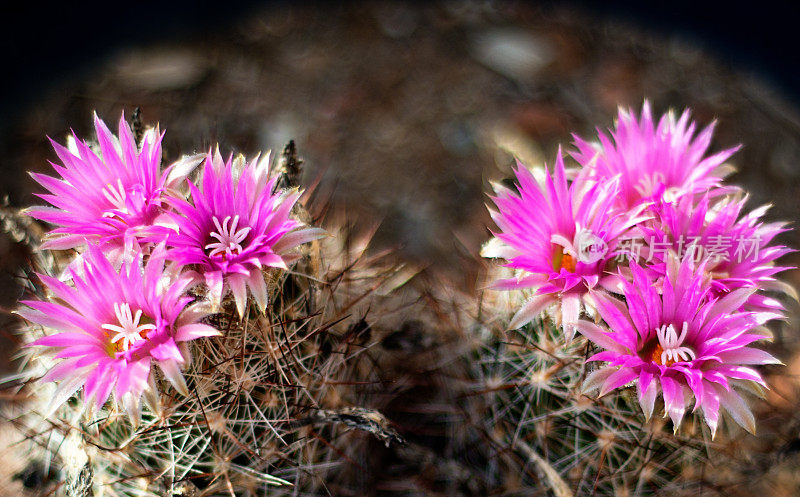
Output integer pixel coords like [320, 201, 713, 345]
[1, 1, 799, 493]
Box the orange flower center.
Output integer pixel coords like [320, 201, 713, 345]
[650, 343, 675, 366]
[553, 250, 577, 272]
[560, 253, 576, 272]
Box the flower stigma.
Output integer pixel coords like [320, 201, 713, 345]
[101, 302, 156, 352]
[205, 215, 251, 259]
[651, 321, 696, 366]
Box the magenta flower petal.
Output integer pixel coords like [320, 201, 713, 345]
[598, 368, 639, 396]
[573, 321, 626, 353]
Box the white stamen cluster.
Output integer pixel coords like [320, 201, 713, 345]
[205, 215, 251, 258]
[101, 302, 156, 350]
[655, 321, 696, 364]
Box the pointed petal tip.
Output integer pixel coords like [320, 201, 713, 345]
[173, 379, 189, 397]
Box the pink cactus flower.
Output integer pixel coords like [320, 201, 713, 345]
[642, 195, 795, 315]
[571, 102, 739, 211]
[484, 151, 647, 337]
[165, 151, 324, 317]
[26, 114, 189, 256]
[579, 254, 781, 436]
[19, 244, 219, 418]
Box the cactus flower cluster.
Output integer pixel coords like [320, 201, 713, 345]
[484, 102, 792, 436]
[21, 115, 322, 418]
